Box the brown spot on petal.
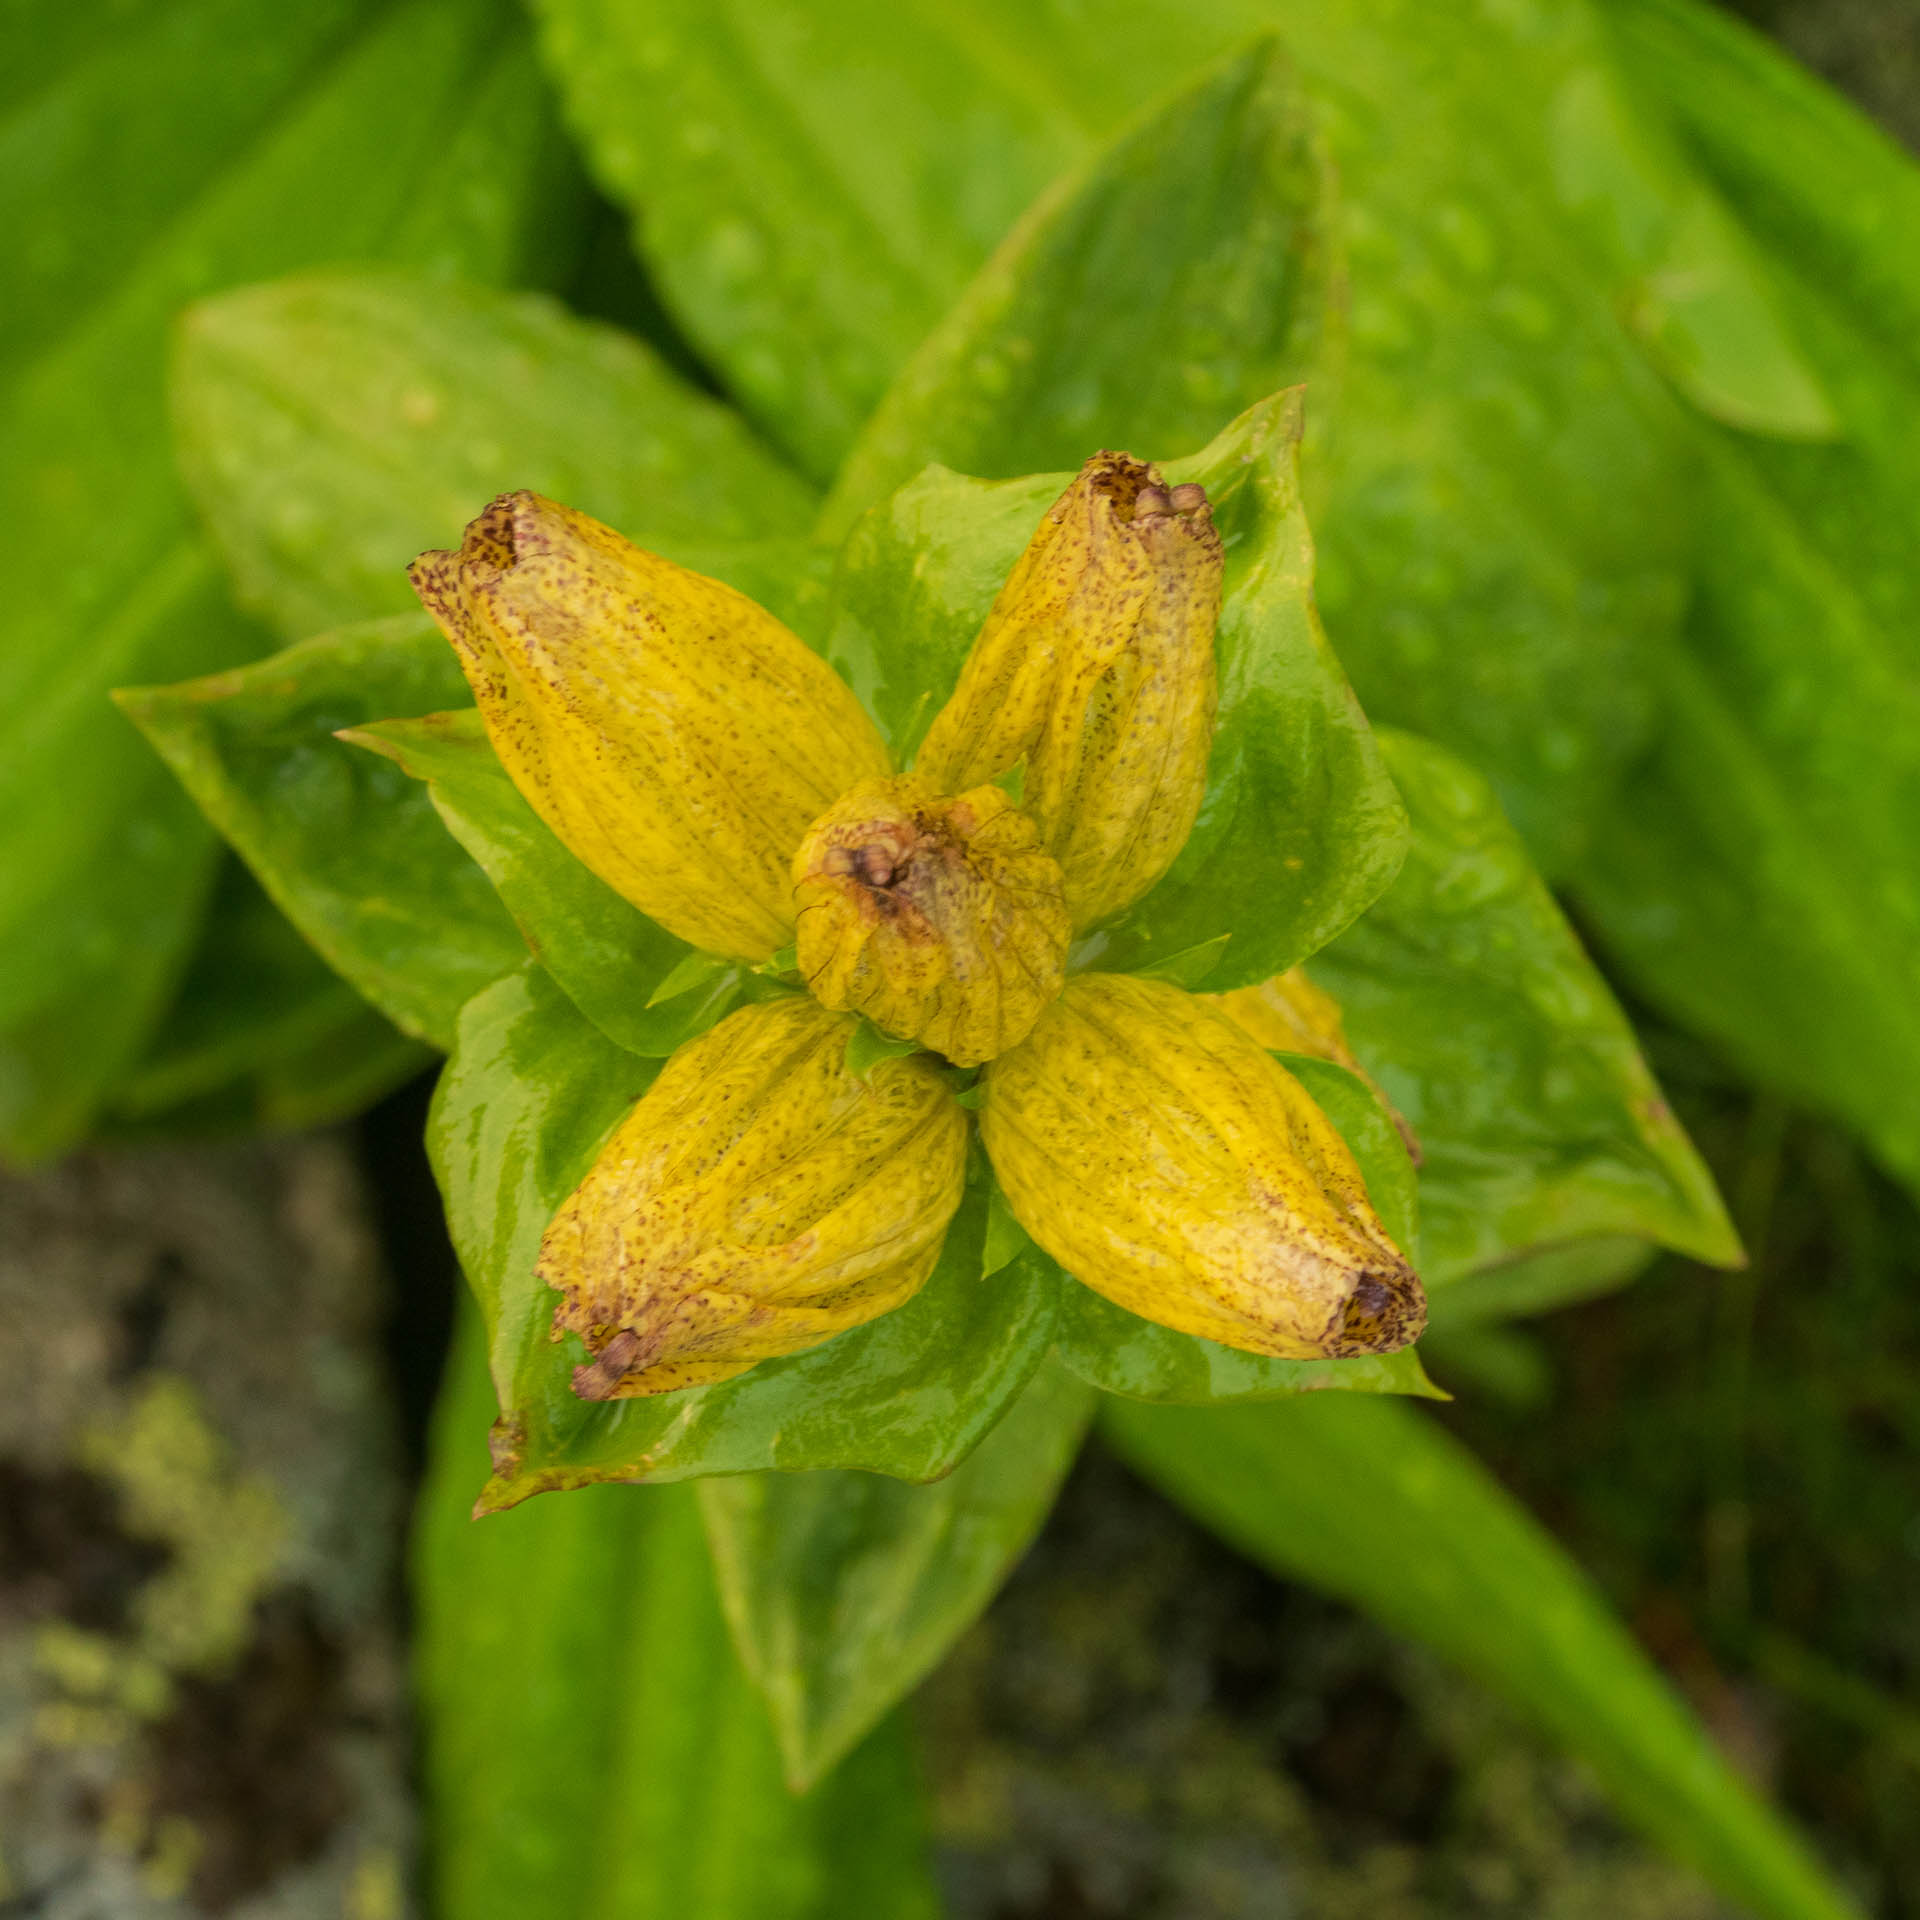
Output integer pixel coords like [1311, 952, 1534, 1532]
[1326, 1264, 1428, 1357]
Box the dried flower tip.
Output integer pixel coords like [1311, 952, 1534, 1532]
[915, 451, 1223, 929]
[793, 774, 1070, 1067]
[981, 973, 1425, 1359]
[540, 996, 968, 1397]
[409, 492, 889, 961]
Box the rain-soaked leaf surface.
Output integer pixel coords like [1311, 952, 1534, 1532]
[1576, 0, 1920, 1199]
[539, 0, 1717, 873]
[118, 616, 523, 1054]
[171, 271, 820, 642]
[416, 1302, 940, 1920]
[101, 855, 430, 1136]
[0, 0, 577, 1158]
[430, 968, 1058, 1507]
[1310, 729, 1741, 1303]
[699, 1357, 1094, 1789]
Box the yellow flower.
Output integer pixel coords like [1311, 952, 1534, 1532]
[981, 974, 1424, 1359]
[405, 452, 1422, 1395]
[1212, 968, 1421, 1163]
[792, 773, 1070, 1066]
[410, 490, 888, 961]
[915, 452, 1222, 926]
[541, 996, 967, 1398]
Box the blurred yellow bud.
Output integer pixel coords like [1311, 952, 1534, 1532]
[915, 453, 1222, 927]
[1213, 969, 1420, 1163]
[792, 774, 1071, 1067]
[540, 995, 968, 1398]
[410, 492, 890, 962]
[981, 973, 1425, 1359]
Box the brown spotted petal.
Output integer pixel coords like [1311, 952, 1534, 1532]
[792, 774, 1070, 1067]
[1213, 969, 1421, 1164]
[914, 452, 1222, 928]
[409, 491, 890, 962]
[980, 973, 1425, 1360]
[540, 995, 968, 1398]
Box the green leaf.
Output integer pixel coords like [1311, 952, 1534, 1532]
[1423, 1236, 1658, 1338]
[1104, 1393, 1861, 1920]
[172, 270, 819, 643]
[348, 710, 742, 1058]
[531, 0, 1094, 481]
[564, 0, 1701, 874]
[431, 969, 1058, 1508]
[1545, 52, 1836, 438]
[1572, 0, 1920, 1197]
[100, 855, 429, 1135]
[821, 39, 1337, 530]
[827, 392, 1409, 987]
[117, 617, 525, 1053]
[843, 1020, 922, 1081]
[1050, 1046, 1442, 1405]
[1307, 730, 1741, 1300]
[0, 0, 581, 1158]
[415, 1299, 940, 1920]
[699, 1357, 1095, 1789]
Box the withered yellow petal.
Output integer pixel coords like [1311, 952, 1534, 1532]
[1212, 968, 1420, 1163]
[915, 453, 1222, 928]
[980, 973, 1425, 1360]
[410, 492, 890, 961]
[539, 995, 968, 1397]
[792, 774, 1070, 1067]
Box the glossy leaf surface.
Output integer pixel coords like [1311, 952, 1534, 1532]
[118, 617, 524, 1053]
[0, 0, 577, 1157]
[828, 392, 1407, 989]
[102, 855, 429, 1136]
[542, 0, 1713, 873]
[431, 968, 1057, 1508]
[415, 1301, 939, 1920]
[172, 271, 818, 643]
[1308, 731, 1741, 1302]
[821, 39, 1336, 529]
[1576, 0, 1920, 1196]
[1105, 1393, 1860, 1920]
[1049, 1052, 1438, 1404]
[700, 1358, 1094, 1789]
[349, 710, 740, 1058]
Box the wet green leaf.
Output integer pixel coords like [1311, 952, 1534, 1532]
[1308, 730, 1741, 1301]
[828, 392, 1408, 988]
[821, 40, 1337, 530]
[699, 1358, 1094, 1789]
[1575, 0, 1920, 1197]
[348, 710, 741, 1058]
[532, 0, 1091, 480]
[0, 0, 580, 1158]
[172, 270, 818, 642]
[431, 968, 1058, 1508]
[117, 617, 524, 1053]
[1106, 1393, 1861, 1920]
[1051, 1051, 1442, 1405]
[415, 1301, 940, 1920]
[554, 0, 1703, 873]
[101, 855, 429, 1136]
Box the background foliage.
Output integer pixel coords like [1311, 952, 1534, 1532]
[6, 0, 1919, 1914]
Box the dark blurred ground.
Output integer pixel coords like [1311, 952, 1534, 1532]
[1726, 0, 1920, 148]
